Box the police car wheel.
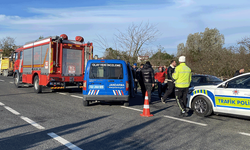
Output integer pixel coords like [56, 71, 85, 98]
[192, 96, 212, 117]
[83, 100, 89, 106]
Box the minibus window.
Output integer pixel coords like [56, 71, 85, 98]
[89, 63, 123, 79]
[106, 64, 123, 79]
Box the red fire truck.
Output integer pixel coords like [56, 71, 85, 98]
[13, 34, 93, 93]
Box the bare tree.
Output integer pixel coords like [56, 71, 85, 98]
[238, 36, 250, 53]
[95, 22, 159, 63]
[94, 35, 110, 50]
[115, 22, 159, 62]
[0, 37, 16, 57]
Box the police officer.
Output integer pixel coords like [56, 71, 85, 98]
[141, 61, 154, 103]
[161, 60, 176, 103]
[173, 56, 191, 117]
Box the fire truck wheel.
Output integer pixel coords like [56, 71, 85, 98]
[83, 100, 89, 106]
[14, 73, 20, 88]
[34, 75, 42, 93]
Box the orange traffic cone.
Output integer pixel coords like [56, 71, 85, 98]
[140, 91, 153, 117]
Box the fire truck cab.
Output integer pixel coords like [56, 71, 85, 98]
[13, 34, 93, 93]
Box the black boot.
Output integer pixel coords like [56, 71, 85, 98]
[161, 97, 165, 104]
[179, 110, 186, 117]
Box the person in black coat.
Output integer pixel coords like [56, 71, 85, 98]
[132, 63, 138, 93]
[140, 61, 154, 103]
[234, 68, 244, 77]
[137, 64, 145, 99]
[161, 60, 177, 104]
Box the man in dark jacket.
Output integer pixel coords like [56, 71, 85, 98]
[141, 61, 154, 103]
[161, 60, 176, 104]
[137, 64, 145, 99]
[132, 63, 138, 93]
[234, 68, 244, 77]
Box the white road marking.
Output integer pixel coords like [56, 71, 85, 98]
[20, 116, 45, 130]
[9, 82, 14, 84]
[57, 92, 67, 95]
[4, 106, 20, 115]
[239, 132, 250, 136]
[121, 106, 207, 126]
[71, 95, 82, 99]
[0, 102, 5, 106]
[163, 115, 207, 126]
[23, 85, 29, 87]
[0, 79, 4, 82]
[48, 132, 82, 150]
[121, 106, 143, 112]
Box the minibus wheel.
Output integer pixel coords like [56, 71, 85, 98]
[83, 100, 89, 106]
[124, 101, 129, 106]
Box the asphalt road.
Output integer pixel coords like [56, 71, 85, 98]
[1, 75, 250, 150]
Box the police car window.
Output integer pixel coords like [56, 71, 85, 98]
[227, 75, 250, 88]
[206, 76, 222, 82]
[89, 63, 123, 79]
[192, 76, 202, 83]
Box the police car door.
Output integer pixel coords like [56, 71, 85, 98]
[106, 62, 126, 96]
[214, 74, 250, 116]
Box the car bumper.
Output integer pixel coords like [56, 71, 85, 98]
[83, 95, 129, 101]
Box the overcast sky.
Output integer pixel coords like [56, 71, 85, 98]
[0, 0, 250, 56]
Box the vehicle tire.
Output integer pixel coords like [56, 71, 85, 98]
[14, 73, 20, 88]
[191, 96, 213, 117]
[124, 101, 129, 106]
[83, 100, 89, 106]
[34, 75, 42, 93]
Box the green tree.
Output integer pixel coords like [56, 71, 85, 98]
[150, 46, 174, 66]
[38, 36, 44, 40]
[0, 37, 16, 57]
[177, 28, 225, 76]
[104, 47, 130, 62]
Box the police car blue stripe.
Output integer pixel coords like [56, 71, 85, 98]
[215, 95, 250, 99]
[207, 90, 216, 107]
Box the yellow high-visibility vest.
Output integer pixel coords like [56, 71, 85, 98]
[173, 63, 192, 88]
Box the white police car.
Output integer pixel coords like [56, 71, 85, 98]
[188, 73, 250, 117]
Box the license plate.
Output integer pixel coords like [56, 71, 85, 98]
[89, 85, 104, 89]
